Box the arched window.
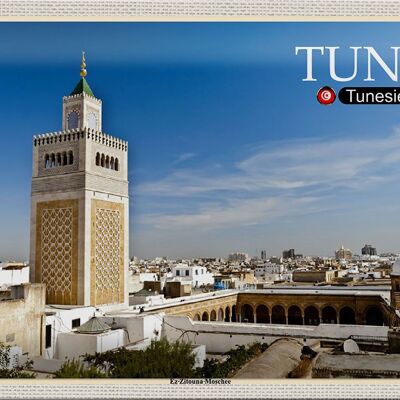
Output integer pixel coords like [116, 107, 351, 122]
[95, 152, 100, 166]
[68, 111, 79, 130]
[241, 304, 254, 323]
[101, 154, 105, 167]
[304, 306, 320, 326]
[231, 305, 237, 322]
[114, 158, 119, 171]
[288, 305, 303, 325]
[224, 306, 231, 322]
[321, 306, 337, 324]
[339, 307, 356, 325]
[271, 305, 286, 324]
[44, 154, 50, 169]
[210, 310, 217, 321]
[217, 308, 224, 321]
[50, 154, 56, 168]
[193, 314, 200, 321]
[56, 153, 61, 167]
[67, 151, 74, 165]
[256, 304, 270, 324]
[62, 152, 67, 166]
[110, 157, 115, 170]
[87, 112, 97, 130]
[202, 312, 209, 321]
[105, 155, 110, 169]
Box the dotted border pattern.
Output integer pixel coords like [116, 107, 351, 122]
[1, 0, 400, 17]
[2, 0, 400, 398]
[0, 381, 400, 399]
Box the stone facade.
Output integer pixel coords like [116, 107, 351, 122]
[146, 289, 397, 327]
[30, 79, 129, 309]
[0, 284, 46, 357]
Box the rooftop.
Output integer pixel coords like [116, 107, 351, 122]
[314, 353, 400, 376]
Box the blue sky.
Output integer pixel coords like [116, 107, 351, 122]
[1, 22, 400, 260]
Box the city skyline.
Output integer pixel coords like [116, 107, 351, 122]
[1, 22, 400, 260]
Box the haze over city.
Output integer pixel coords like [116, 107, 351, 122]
[1, 22, 400, 260]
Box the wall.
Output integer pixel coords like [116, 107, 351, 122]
[44, 306, 96, 359]
[0, 266, 29, 286]
[100, 313, 163, 345]
[165, 281, 191, 298]
[0, 284, 45, 357]
[162, 315, 388, 354]
[292, 270, 329, 283]
[140, 273, 159, 283]
[56, 329, 126, 360]
[129, 294, 165, 306]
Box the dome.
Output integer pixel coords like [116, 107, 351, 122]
[392, 258, 400, 276]
[76, 316, 111, 334]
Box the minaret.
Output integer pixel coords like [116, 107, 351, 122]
[62, 52, 102, 132]
[30, 53, 129, 309]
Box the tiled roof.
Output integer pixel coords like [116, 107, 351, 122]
[70, 77, 94, 97]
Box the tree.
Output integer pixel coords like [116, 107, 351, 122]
[87, 338, 197, 378]
[54, 359, 106, 378]
[55, 338, 197, 378]
[0, 343, 35, 378]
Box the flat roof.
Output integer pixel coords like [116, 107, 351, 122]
[315, 353, 400, 373]
[109, 285, 391, 316]
[245, 286, 391, 297]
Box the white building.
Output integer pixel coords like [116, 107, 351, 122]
[0, 263, 30, 287]
[171, 264, 214, 288]
[255, 263, 285, 281]
[43, 305, 97, 359]
[255, 263, 284, 277]
[139, 272, 159, 283]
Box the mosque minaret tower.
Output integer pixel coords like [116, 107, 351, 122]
[30, 53, 129, 308]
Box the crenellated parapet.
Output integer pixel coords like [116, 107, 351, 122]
[63, 92, 102, 104]
[33, 127, 128, 151]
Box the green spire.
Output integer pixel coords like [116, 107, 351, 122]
[70, 77, 94, 97]
[70, 51, 94, 97]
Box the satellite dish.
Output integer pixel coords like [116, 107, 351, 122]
[343, 339, 360, 353]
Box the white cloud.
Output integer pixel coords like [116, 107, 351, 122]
[140, 195, 329, 230]
[172, 152, 196, 165]
[137, 129, 400, 230]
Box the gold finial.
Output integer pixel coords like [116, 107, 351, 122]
[80, 51, 87, 78]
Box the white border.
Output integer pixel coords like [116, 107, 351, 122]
[1, 0, 400, 18]
[2, 380, 400, 398]
[1, 1, 400, 399]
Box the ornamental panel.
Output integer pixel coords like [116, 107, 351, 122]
[91, 200, 125, 305]
[35, 200, 79, 304]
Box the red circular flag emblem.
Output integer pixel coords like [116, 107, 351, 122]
[317, 86, 336, 105]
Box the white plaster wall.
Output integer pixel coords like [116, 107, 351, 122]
[0, 267, 29, 286]
[57, 332, 97, 360]
[96, 329, 127, 353]
[139, 273, 158, 283]
[142, 314, 163, 341]
[172, 265, 214, 288]
[129, 295, 165, 306]
[162, 315, 389, 354]
[44, 306, 96, 359]
[100, 313, 163, 345]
